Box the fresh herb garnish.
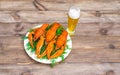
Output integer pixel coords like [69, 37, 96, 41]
[41, 55, 47, 59]
[56, 26, 64, 36]
[50, 59, 56, 67]
[26, 42, 31, 50]
[40, 44, 47, 54]
[60, 55, 64, 62]
[21, 36, 28, 40]
[28, 29, 33, 32]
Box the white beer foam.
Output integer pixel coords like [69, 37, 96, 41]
[68, 6, 80, 19]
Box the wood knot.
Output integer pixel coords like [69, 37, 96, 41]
[109, 44, 115, 49]
[15, 33, 24, 37]
[106, 70, 115, 75]
[99, 28, 108, 35]
[21, 71, 33, 75]
[96, 11, 101, 17]
[11, 11, 21, 22]
[15, 23, 24, 32]
[33, 0, 48, 11]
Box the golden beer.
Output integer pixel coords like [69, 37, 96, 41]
[67, 6, 80, 35]
[68, 16, 79, 32]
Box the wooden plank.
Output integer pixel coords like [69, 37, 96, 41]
[0, 36, 120, 64]
[0, 1, 36, 11]
[0, 23, 120, 36]
[67, 37, 120, 63]
[0, 0, 34, 1]
[0, 63, 120, 75]
[40, 0, 120, 2]
[0, 36, 35, 64]
[0, 11, 119, 23]
[34, 0, 120, 11]
[76, 23, 120, 36]
[0, 0, 120, 11]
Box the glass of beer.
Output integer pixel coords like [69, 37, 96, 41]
[67, 6, 80, 35]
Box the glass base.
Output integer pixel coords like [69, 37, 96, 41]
[67, 28, 75, 36]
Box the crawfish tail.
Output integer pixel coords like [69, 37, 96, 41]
[50, 46, 65, 59]
[46, 40, 56, 59]
[37, 50, 46, 58]
[51, 22, 60, 31]
[35, 36, 45, 55]
[28, 31, 34, 48]
[40, 23, 49, 30]
[56, 30, 68, 48]
[34, 23, 49, 41]
[46, 22, 60, 42]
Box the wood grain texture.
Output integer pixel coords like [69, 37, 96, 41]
[0, 1, 36, 11]
[0, 36, 120, 64]
[0, 63, 120, 75]
[0, 11, 119, 23]
[34, 0, 120, 11]
[0, 23, 120, 36]
[0, 0, 120, 11]
[0, 0, 120, 75]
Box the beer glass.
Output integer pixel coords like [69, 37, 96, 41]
[67, 6, 80, 35]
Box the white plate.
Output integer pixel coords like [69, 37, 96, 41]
[24, 24, 72, 64]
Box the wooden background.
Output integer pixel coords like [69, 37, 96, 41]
[0, 0, 120, 75]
